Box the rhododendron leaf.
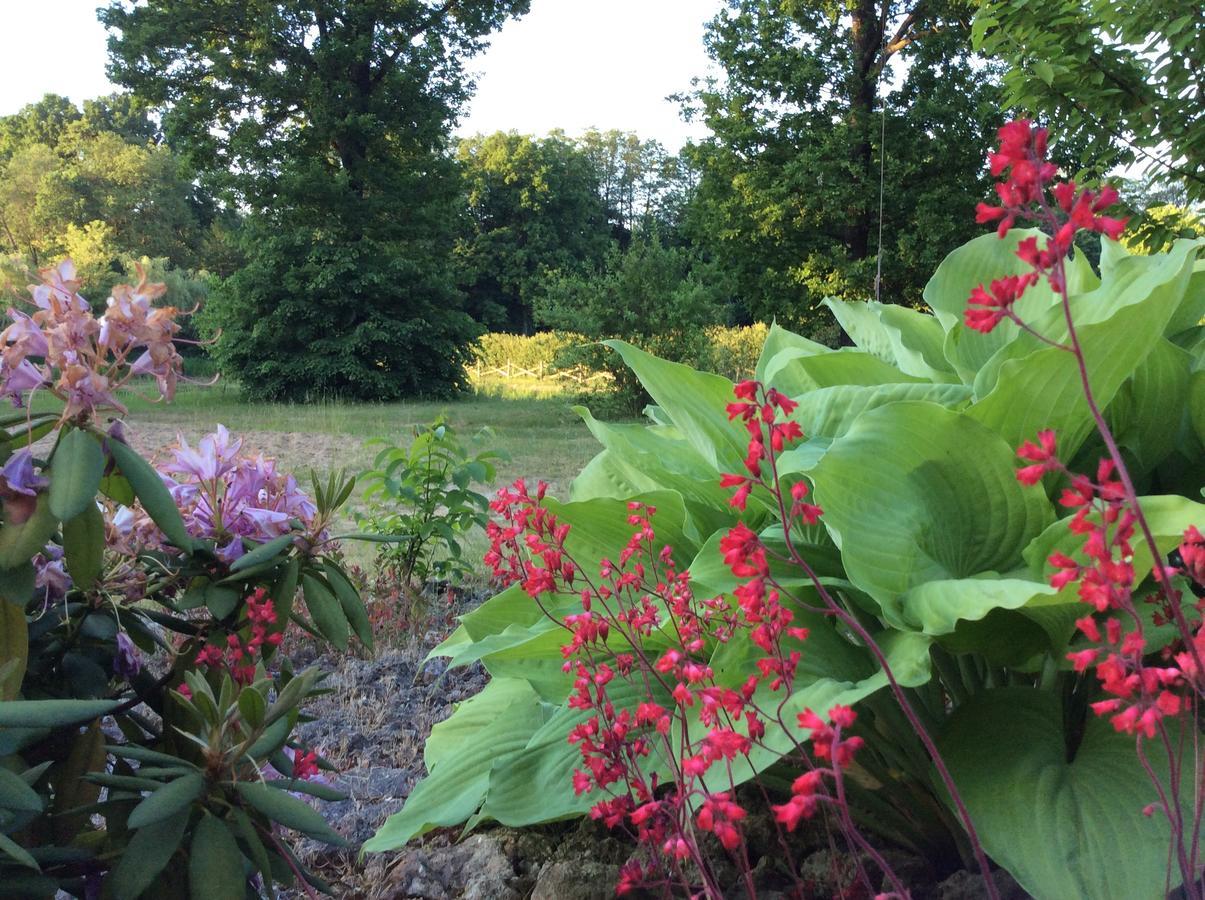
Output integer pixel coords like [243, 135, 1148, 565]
[812, 402, 1053, 625]
[108, 809, 190, 900]
[323, 562, 372, 648]
[47, 428, 104, 522]
[235, 782, 346, 845]
[127, 773, 203, 829]
[822, 298, 957, 382]
[0, 562, 34, 605]
[0, 496, 58, 571]
[0, 831, 39, 871]
[0, 699, 118, 729]
[203, 585, 239, 620]
[189, 813, 247, 900]
[228, 533, 294, 573]
[108, 438, 194, 551]
[938, 689, 1188, 900]
[99, 471, 135, 506]
[0, 600, 28, 701]
[1190, 369, 1205, 448]
[62, 503, 105, 589]
[365, 679, 551, 851]
[301, 573, 348, 650]
[602, 340, 748, 472]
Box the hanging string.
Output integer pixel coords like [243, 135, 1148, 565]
[873, 75, 887, 303]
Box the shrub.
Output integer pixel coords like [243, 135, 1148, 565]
[0, 260, 372, 896]
[536, 238, 728, 412]
[355, 417, 501, 616]
[367, 124, 1204, 900]
[471, 330, 587, 375]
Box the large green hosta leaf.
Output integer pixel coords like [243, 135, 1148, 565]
[811, 402, 1054, 626]
[570, 408, 760, 536]
[363, 678, 554, 851]
[923, 230, 1100, 381]
[788, 382, 972, 441]
[938, 689, 1189, 900]
[821, 298, 957, 383]
[602, 340, 748, 472]
[1024, 495, 1205, 582]
[760, 348, 923, 398]
[968, 238, 1201, 458]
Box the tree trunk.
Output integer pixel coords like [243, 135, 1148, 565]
[845, 0, 881, 265]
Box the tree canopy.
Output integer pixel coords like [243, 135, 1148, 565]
[681, 0, 1002, 326]
[103, 0, 529, 400]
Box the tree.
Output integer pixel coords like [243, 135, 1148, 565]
[0, 95, 215, 289]
[973, 0, 1204, 203]
[103, 0, 529, 400]
[682, 1, 1001, 327]
[536, 237, 728, 411]
[455, 131, 611, 332]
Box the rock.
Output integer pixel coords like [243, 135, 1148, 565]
[383, 834, 523, 900]
[531, 859, 619, 900]
[936, 869, 1031, 900]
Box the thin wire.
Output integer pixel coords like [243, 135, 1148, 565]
[873, 77, 887, 303]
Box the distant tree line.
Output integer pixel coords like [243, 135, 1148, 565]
[0, 0, 1192, 401]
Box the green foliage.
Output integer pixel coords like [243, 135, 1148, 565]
[471, 330, 587, 373]
[681, 1, 1002, 323]
[200, 216, 479, 400]
[356, 418, 500, 604]
[0, 94, 220, 282]
[103, 0, 531, 400]
[974, 0, 1204, 203]
[536, 237, 729, 412]
[1, 418, 373, 894]
[370, 231, 1204, 899]
[456, 132, 611, 331]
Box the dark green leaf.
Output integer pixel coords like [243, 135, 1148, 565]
[301, 573, 348, 650]
[235, 782, 346, 845]
[189, 813, 247, 900]
[0, 767, 43, 813]
[127, 772, 204, 829]
[48, 428, 104, 522]
[0, 699, 118, 728]
[109, 808, 190, 900]
[108, 439, 194, 550]
[62, 503, 105, 588]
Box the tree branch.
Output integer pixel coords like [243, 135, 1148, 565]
[372, 0, 461, 85]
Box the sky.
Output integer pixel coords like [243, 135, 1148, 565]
[0, 0, 724, 151]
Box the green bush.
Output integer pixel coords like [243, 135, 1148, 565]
[355, 417, 501, 612]
[471, 331, 587, 374]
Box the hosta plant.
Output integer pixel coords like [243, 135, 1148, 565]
[0, 261, 371, 898]
[368, 126, 1204, 900]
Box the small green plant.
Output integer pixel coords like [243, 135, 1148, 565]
[357, 418, 501, 613]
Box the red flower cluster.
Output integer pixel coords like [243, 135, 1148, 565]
[722, 380, 802, 509]
[1017, 431, 1201, 739]
[480, 377, 878, 895]
[771, 706, 863, 832]
[966, 119, 1128, 333]
[194, 588, 283, 685]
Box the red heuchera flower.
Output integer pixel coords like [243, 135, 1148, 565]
[966, 119, 1128, 333]
[193, 587, 283, 685]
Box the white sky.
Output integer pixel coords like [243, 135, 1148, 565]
[0, 0, 723, 151]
